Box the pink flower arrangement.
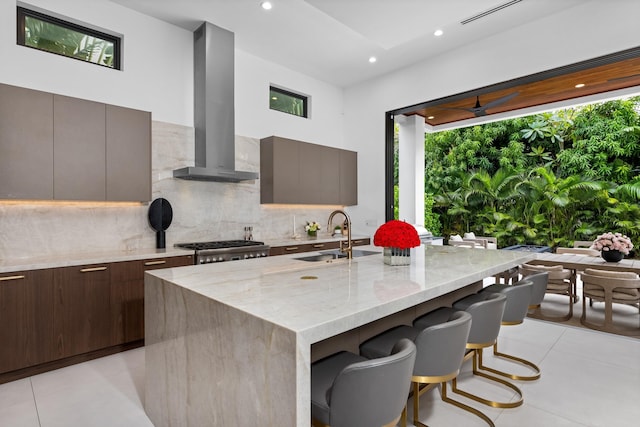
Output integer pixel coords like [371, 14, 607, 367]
[590, 232, 634, 255]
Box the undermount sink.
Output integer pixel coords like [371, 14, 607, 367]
[294, 249, 379, 262]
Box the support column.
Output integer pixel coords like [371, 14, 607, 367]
[397, 114, 425, 225]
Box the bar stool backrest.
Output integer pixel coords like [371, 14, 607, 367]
[329, 338, 416, 427]
[413, 310, 472, 377]
[519, 271, 548, 306]
[454, 292, 506, 345]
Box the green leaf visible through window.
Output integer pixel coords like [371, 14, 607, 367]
[270, 86, 308, 118]
[18, 7, 120, 69]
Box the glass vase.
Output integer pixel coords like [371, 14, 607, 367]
[383, 247, 411, 266]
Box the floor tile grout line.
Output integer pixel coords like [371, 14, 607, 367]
[29, 377, 42, 427]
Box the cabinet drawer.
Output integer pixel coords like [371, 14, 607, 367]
[351, 238, 371, 247]
[269, 241, 342, 256]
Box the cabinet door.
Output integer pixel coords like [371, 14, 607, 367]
[110, 255, 193, 345]
[106, 105, 151, 202]
[110, 260, 144, 345]
[298, 143, 340, 204]
[261, 136, 301, 204]
[0, 83, 54, 199]
[339, 149, 358, 206]
[0, 269, 55, 373]
[53, 265, 111, 358]
[53, 95, 106, 200]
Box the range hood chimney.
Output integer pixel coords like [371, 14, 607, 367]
[173, 22, 258, 182]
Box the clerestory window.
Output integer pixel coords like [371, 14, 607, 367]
[17, 5, 122, 70]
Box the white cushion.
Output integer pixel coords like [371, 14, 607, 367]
[463, 232, 476, 239]
[449, 234, 463, 241]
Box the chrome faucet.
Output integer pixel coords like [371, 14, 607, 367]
[328, 209, 352, 259]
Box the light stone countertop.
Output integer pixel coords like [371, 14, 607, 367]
[146, 244, 534, 344]
[0, 235, 368, 273]
[265, 233, 370, 247]
[0, 247, 192, 273]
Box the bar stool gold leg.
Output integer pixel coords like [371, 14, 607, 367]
[481, 341, 541, 381]
[451, 349, 524, 409]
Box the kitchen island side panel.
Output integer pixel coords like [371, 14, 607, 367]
[144, 274, 299, 426]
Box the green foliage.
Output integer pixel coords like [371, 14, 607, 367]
[393, 186, 442, 235]
[24, 16, 115, 67]
[418, 97, 640, 251]
[424, 194, 441, 235]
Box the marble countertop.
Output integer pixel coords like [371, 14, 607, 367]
[0, 247, 192, 273]
[265, 234, 370, 247]
[147, 245, 534, 343]
[0, 235, 371, 274]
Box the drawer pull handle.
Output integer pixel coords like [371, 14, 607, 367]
[353, 240, 363, 244]
[80, 267, 108, 273]
[0, 275, 25, 281]
[312, 244, 325, 248]
[144, 260, 167, 266]
[285, 247, 299, 251]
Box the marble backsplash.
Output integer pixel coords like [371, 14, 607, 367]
[0, 121, 343, 260]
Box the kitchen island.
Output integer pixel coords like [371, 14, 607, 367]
[144, 245, 533, 426]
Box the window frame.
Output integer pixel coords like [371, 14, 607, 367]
[269, 85, 309, 118]
[16, 5, 122, 70]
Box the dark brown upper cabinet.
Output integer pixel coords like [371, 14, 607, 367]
[260, 136, 358, 206]
[0, 83, 151, 202]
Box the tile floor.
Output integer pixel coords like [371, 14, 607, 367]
[1, 319, 639, 427]
[2, 300, 640, 427]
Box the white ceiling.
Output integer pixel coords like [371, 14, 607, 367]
[110, 0, 585, 87]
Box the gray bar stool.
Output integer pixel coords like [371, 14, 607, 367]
[522, 271, 549, 313]
[520, 263, 574, 320]
[416, 292, 524, 409]
[360, 310, 494, 427]
[481, 278, 541, 381]
[311, 338, 416, 427]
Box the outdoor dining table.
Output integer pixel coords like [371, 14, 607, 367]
[530, 252, 640, 337]
[531, 252, 640, 274]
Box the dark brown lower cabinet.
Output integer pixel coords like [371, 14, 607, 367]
[0, 269, 55, 373]
[53, 264, 112, 359]
[0, 255, 193, 383]
[110, 255, 193, 345]
[269, 238, 370, 256]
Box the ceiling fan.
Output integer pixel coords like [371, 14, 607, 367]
[441, 91, 520, 117]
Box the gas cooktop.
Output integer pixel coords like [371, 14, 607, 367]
[175, 240, 270, 264]
[175, 240, 266, 251]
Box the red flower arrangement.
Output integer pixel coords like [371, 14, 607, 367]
[373, 220, 421, 249]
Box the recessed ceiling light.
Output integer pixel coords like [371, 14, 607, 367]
[575, 83, 585, 88]
[434, 29, 444, 37]
[427, 116, 435, 120]
[261, 1, 273, 10]
[271, 96, 278, 100]
[369, 56, 377, 63]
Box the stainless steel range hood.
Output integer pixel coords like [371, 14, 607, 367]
[173, 22, 258, 182]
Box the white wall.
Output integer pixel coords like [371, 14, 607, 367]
[0, 0, 193, 125]
[344, 0, 640, 236]
[236, 50, 345, 148]
[0, 0, 349, 259]
[0, 0, 345, 144]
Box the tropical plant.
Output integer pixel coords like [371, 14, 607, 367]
[24, 16, 114, 67]
[415, 97, 640, 251]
